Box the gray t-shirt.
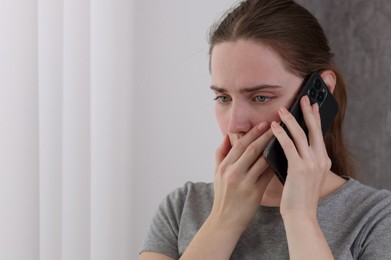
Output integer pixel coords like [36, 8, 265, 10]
[141, 178, 391, 259]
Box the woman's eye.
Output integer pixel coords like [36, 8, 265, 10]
[254, 96, 271, 103]
[214, 96, 232, 103]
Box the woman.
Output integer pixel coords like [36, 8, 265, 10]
[140, 0, 391, 259]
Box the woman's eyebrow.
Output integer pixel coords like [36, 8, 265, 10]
[210, 86, 226, 92]
[210, 84, 283, 93]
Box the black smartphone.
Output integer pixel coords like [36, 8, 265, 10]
[263, 72, 339, 184]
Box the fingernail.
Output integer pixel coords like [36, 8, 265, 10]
[314, 102, 319, 112]
[271, 121, 280, 129]
[279, 107, 288, 114]
[304, 95, 310, 105]
[258, 122, 267, 130]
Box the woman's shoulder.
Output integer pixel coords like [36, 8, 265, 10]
[141, 182, 213, 258]
[159, 181, 214, 210]
[344, 178, 390, 200]
[320, 177, 391, 217]
[349, 178, 391, 213]
[318, 178, 391, 258]
[165, 181, 214, 204]
[180, 181, 214, 194]
[148, 182, 214, 232]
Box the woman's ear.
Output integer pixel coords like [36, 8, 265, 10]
[320, 70, 337, 93]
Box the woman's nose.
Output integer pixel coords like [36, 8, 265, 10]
[227, 102, 252, 134]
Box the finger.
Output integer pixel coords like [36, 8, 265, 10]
[235, 127, 274, 175]
[249, 167, 274, 204]
[277, 106, 310, 158]
[245, 154, 270, 184]
[300, 97, 324, 150]
[313, 102, 321, 125]
[223, 122, 268, 164]
[215, 135, 232, 166]
[270, 121, 300, 161]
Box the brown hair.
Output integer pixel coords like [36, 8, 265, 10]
[208, 0, 355, 178]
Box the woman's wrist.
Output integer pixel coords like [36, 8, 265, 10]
[180, 214, 243, 260]
[280, 208, 317, 223]
[282, 209, 334, 259]
[206, 212, 247, 239]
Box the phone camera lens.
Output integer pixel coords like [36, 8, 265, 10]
[309, 88, 317, 99]
[317, 91, 325, 102]
[314, 79, 322, 90]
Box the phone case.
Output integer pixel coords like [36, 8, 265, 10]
[263, 73, 339, 184]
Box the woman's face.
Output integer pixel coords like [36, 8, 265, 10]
[210, 39, 303, 145]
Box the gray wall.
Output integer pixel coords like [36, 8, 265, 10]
[297, 0, 391, 189]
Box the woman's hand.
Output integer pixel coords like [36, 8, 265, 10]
[180, 123, 274, 260]
[271, 95, 331, 218]
[211, 122, 274, 234]
[270, 95, 334, 259]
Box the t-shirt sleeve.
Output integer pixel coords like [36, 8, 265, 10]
[357, 192, 391, 259]
[139, 185, 187, 259]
